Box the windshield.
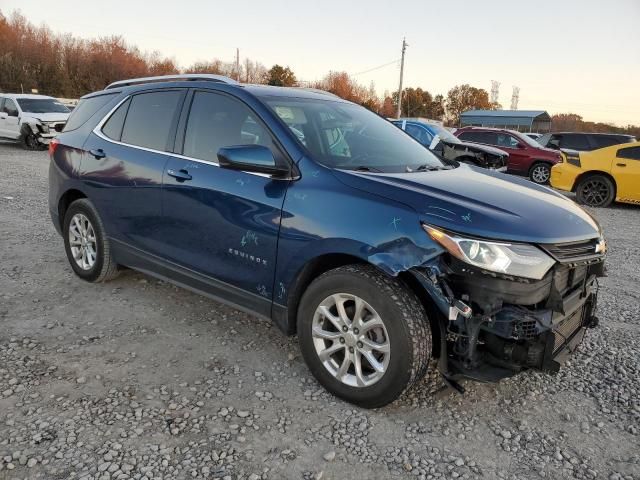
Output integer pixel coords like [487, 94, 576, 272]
[263, 97, 445, 173]
[16, 98, 70, 114]
[513, 130, 544, 148]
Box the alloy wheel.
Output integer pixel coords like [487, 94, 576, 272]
[312, 293, 390, 388]
[579, 179, 610, 206]
[68, 213, 97, 270]
[531, 164, 550, 183]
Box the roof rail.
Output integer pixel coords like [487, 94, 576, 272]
[297, 87, 341, 99]
[105, 74, 238, 90]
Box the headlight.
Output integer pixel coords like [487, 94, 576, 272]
[423, 225, 555, 280]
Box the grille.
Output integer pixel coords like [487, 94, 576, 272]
[553, 308, 584, 353]
[512, 319, 537, 340]
[555, 265, 588, 294]
[542, 238, 600, 262]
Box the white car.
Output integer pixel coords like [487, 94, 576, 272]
[0, 94, 71, 149]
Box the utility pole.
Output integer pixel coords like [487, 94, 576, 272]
[396, 38, 408, 119]
[236, 48, 240, 82]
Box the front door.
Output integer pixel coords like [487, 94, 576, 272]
[160, 90, 290, 310]
[0, 99, 21, 139]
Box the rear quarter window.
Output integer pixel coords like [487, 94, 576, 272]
[101, 98, 131, 141]
[63, 93, 118, 132]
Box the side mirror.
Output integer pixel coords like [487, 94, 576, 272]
[217, 145, 290, 177]
[516, 143, 526, 149]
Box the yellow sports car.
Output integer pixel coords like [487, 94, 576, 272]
[550, 142, 640, 207]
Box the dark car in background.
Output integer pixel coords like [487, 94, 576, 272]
[49, 74, 605, 407]
[455, 127, 562, 184]
[392, 118, 508, 171]
[537, 132, 636, 151]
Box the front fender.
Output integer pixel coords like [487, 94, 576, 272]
[274, 157, 444, 305]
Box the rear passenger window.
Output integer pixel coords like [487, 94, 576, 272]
[121, 91, 183, 151]
[560, 134, 590, 150]
[183, 91, 273, 162]
[459, 131, 492, 144]
[64, 93, 118, 132]
[617, 146, 640, 160]
[101, 98, 130, 141]
[591, 136, 622, 149]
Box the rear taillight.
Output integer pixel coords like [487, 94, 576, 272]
[48, 138, 59, 157]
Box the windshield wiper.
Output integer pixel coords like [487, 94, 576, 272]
[408, 164, 449, 172]
[353, 165, 384, 173]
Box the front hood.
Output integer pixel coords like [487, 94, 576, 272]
[334, 165, 601, 244]
[22, 112, 69, 122]
[445, 140, 508, 157]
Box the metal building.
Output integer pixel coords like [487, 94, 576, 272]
[460, 110, 551, 133]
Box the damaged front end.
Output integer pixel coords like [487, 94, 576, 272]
[23, 118, 66, 148]
[412, 228, 605, 390]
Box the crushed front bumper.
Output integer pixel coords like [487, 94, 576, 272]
[412, 254, 604, 385]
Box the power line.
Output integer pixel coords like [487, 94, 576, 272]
[352, 59, 400, 76]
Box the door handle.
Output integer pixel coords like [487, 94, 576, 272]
[89, 148, 106, 159]
[167, 168, 192, 182]
[616, 163, 627, 167]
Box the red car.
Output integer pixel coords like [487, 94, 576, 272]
[454, 127, 561, 184]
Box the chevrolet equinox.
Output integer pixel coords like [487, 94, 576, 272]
[49, 74, 606, 408]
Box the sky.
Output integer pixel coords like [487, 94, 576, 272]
[2, 0, 639, 126]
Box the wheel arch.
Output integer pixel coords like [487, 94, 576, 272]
[528, 159, 553, 173]
[280, 253, 443, 359]
[58, 188, 88, 228]
[572, 170, 617, 195]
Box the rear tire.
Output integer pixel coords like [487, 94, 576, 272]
[63, 199, 119, 282]
[529, 162, 551, 184]
[576, 174, 615, 207]
[297, 265, 431, 408]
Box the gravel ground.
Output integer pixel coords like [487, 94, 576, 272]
[0, 142, 638, 480]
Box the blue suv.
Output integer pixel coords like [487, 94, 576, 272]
[49, 75, 605, 407]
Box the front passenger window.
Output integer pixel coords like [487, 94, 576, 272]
[183, 91, 273, 162]
[4, 99, 19, 117]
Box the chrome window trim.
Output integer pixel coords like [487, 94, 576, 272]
[92, 95, 297, 180]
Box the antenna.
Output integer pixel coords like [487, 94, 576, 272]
[490, 80, 500, 104]
[511, 86, 520, 110]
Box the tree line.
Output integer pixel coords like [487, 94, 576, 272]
[1, 10, 637, 134]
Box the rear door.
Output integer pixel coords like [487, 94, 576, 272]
[612, 146, 640, 201]
[159, 89, 290, 312]
[81, 89, 186, 255]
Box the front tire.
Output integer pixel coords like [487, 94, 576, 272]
[297, 265, 431, 408]
[529, 162, 551, 184]
[576, 174, 615, 207]
[20, 126, 43, 150]
[63, 199, 119, 282]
